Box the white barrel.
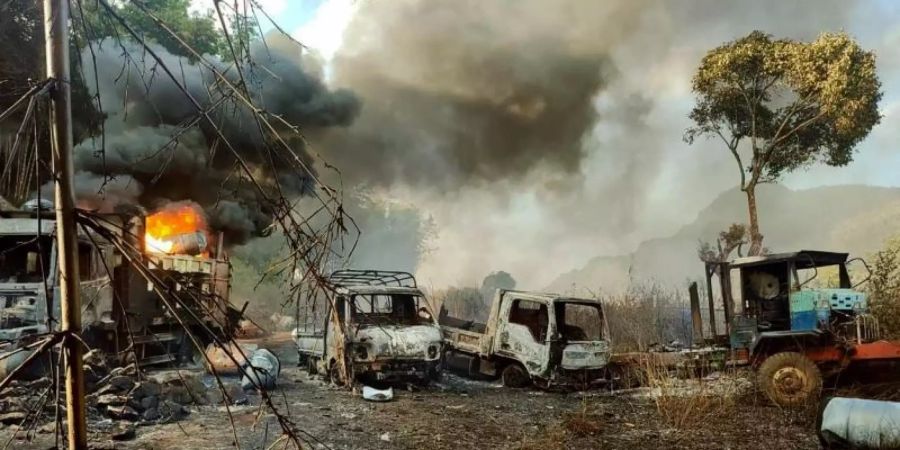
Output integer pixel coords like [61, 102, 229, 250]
[819, 397, 900, 448]
[241, 349, 281, 390]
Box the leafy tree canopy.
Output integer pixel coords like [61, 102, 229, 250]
[686, 31, 882, 254]
[687, 30, 881, 183]
[75, 0, 235, 59]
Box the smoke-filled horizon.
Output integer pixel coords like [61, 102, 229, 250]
[33, 0, 900, 290]
[300, 0, 900, 289]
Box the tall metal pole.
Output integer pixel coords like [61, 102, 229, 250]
[43, 0, 87, 447]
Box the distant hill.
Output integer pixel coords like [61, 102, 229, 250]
[547, 184, 900, 295]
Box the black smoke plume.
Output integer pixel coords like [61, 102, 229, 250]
[313, 0, 644, 190]
[69, 34, 360, 245]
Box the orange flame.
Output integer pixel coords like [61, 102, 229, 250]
[144, 203, 207, 254]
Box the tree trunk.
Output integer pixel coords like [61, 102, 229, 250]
[745, 184, 764, 255]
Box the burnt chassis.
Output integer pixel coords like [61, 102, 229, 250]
[440, 291, 611, 390]
[296, 270, 443, 386]
[0, 209, 238, 368]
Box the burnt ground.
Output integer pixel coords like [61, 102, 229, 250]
[0, 336, 828, 450]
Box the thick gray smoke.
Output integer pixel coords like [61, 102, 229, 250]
[301, 0, 895, 288]
[315, 1, 646, 189]
[71, 34, 360, 244]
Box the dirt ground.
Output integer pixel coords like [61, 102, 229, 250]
[0, 336, 826, 450]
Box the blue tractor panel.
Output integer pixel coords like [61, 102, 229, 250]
[819, 289, 866, 311]
[791, 310, 819, 331]
[790, 290, 825, 331]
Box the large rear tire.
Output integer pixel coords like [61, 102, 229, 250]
[757, 352, 822, 407]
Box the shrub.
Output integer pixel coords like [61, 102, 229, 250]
[603, 283, 693, 352]
[867, 237, 900, 339]
[641, 360, 742, 429]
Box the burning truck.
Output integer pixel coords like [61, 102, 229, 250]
[0, 200, 238, 372]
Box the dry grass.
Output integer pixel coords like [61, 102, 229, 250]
[515, 397, 600, 450]
[561, 396, 604, 437]
[641, 359, 743, 430]
[515, 423, 568, 450]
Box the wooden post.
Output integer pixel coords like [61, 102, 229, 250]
[689, 282, 703, 345]
[705, 263, 717, 337]
[44, 0, 87, 447]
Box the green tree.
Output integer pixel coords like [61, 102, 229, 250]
[76, 0, 226, 59]
[698, 223, 750, 263]
[480, 271, 516, 302]
[685, 31, 882, 255]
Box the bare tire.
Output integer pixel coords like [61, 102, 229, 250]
[297, 352, 308, 367]
[306, 356, 318, 376]
[428, 365, 443, 383]
[501, 363, 531, 388]
[757, 352, 822, 407]
[329, 361, 347, 387]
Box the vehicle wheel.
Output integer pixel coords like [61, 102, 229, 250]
[297, 352, 308, 367]
[428, 365, 443, 383]
[501, 363, 531, 388]
[328, 361, 347, 387]
[306, 356, 318, 375]
[757, 352, 822, 407]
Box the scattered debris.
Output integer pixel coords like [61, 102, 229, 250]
[362, 386, 394, 402]
[0, 412, 27, 425]
[236, 320, 266, 339]
[241, 348, 281, 390]
[205, 342, 257, 376]
[110, 423, 136, 441]
[270, 313, 295, 332]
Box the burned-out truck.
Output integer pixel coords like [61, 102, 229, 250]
[0, 201, 237, 371]
[440, 290, 611, 388]
[293, 270, 443, 385]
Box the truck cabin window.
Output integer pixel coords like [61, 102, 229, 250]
[508, 299, 548, 342]
[0, 236, 52, 283]
[743, 262, 790, 331]
[794, 264, 847, 289]
[351, 294, 430, 326]
[556, 302, 603, 341]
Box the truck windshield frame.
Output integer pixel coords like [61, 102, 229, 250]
[350, 293, 432, 326]
[0, 235, 53, 283]
[555, 301, 604, 341]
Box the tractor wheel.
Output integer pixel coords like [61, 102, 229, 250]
[757, 352, 822, 407]
[501, 363, 531, 388]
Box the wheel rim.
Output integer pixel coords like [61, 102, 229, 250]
[503, 365, 528, 387]
[772, 366, 808, 399]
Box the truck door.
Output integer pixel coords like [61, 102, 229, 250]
[497, 296, 550, 375]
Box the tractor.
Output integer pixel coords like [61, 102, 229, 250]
[704, 250, 900, 407]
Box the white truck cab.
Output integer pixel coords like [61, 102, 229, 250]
[293, 270, 443, 385]
[441, 289, 611, 388]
